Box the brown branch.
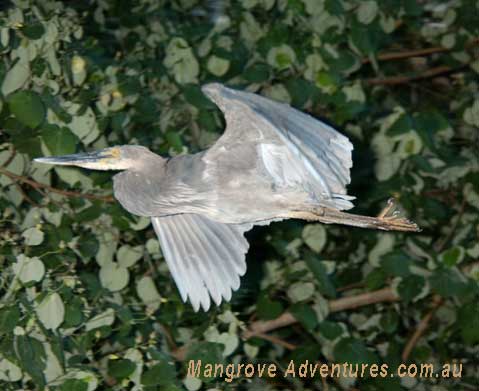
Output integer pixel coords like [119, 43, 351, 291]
[255, 332, 297, 350]
[2, 146, 17, 167]
[330, 286, 399, 311]
[159, 324, 177, 351]
[242, 287, 399, 339]
[366, 64, 468, 86]
[362, 38, 479, 64]
[13, 182, 40, 207]
[336, 281, 364, 293]
[0, 166, 114, 203]
[402, 258, 476, 364]
[170, 345, 188, 361]
[170, 287, 399, 361]
[401, 295, 443, 361]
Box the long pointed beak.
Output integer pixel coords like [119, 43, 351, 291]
[34, 147, 122, 170]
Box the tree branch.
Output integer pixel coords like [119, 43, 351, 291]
[401, 260, 479, 361]
[255, 332, 298, 350]
[362, 38, 479, 64]
[433, 199, 467, 252]
[242, 287, 399, 339]
[401, 295, 443, 361]
[366, 64, 468, 86]
[169, 288, 400, 360]
[0, 166, 114, 203]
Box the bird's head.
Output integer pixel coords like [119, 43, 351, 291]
[34, 145, 157, 171]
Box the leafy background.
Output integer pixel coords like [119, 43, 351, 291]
[0, 0, 478, 390]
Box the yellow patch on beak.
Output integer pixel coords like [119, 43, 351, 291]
[34, 146, 130, 171]
[109, 147, 121, 159]
[95, 147, 122, 168]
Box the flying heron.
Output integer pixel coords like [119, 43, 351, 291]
[35, 83, 419, 311]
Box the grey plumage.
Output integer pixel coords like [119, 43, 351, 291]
[34, 83, 419, 312]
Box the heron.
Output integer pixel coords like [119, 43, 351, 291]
[35, 83, 419, 311]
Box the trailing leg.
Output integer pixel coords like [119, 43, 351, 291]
[286, 198, 420, 232]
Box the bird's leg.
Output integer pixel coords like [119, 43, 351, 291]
[287, 198, 420, 232]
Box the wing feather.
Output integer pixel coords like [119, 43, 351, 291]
[202, 83, 355, 210]
[172, 217, 214, 310]
[151, 214, 250, 311]
[182, 215, 235, 303]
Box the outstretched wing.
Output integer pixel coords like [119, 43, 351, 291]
[202, 83, 355, 210]
[151, 214, 252, 311]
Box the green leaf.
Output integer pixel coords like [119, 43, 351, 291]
[266, 44, 296, 70]
[414, 111, 449, 151]
[163, 37, 199, 84]
[185, 85, 216, 109]
[60, 379, 88, 391]
[457, 302, 479, 345]
[287, 281, 315, 302]
[7, 91, 45, 128]
[185, 342, 224, 382]
[41, 125, 78, 155]
[350, 19, 380, 55]
[0, 306, 20, 334]
[304, 255, 336, 298]
[290, 303, 318, 330]
[439, 246, 464, 267]
[290, 344, 323, 363]
[64, 299, 84, 328]
[325, 0, 344, 15]
[77, 235, 99, 259]
[318, 320, 343, 340]
[302, 224, 327, 253]
[387, 114, 413, 136]
[315, 71, 337, 92]
[141, 361, 176, 386]
[429, 268, 469, 298]
[117, 245, 143, 268]
[14, 335, 46, 388]
[22, 23, 45, 39]
[36, 292, 65, 331]
[380, 311, 399, 334]
[85, 308, 115, 331]
[286, 79, 315, 108]
[22, 227, 44, 246]
[256, 295, 284, 320]
[99, 262, 129, 292]
[397, 274, 424, 302]
[207, 55, 230, 77]
[365, 268, 386, 290]
[136, 276, 162, 311]
[403, 0, 422, 16]
[357, 1, 378, 25]
[108, 358, 136, 380]
[166, 131, 183, 152]
[243, 63, 270, 82]
[381, 252, 411, 277]
[2, 61, 30, 95]
[76, 205, 103, 223]
[334, 338, 378, 365]
[12, 255, 45, 283]
[0, 357, 22, 382]
[42, 93, 72, 123]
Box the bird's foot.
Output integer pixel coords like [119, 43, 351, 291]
[376, 198, 421, 232]
[377, 197, 397, 218]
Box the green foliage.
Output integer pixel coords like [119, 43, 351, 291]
[7, 91, 45, 129]
[0, 0, 478, 390]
